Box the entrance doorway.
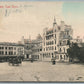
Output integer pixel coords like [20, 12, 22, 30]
[27, 54, 29, 58]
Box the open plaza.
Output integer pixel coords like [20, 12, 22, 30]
[0, 61, 84, 82]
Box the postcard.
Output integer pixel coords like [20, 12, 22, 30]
[0, 0, 84, 82]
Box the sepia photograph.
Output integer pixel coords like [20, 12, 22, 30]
[0, 0, 84, 82]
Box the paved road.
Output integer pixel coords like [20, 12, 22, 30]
[0, 61, 84, 82]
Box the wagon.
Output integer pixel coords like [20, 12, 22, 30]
[8, 56, 22, 66]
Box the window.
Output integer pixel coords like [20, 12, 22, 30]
[52, 41, 53, 44]
[52, 46, 53, 50]
[44, 48, 45, 51]
[14, 47, 16, 50]
[46, 47, 48, 51]
[5, 51, 7, 55]
[9, 51, 13, 55]
[55, 40, 56, 44]
[0, 51, 1, 55]
[40, 49, 42, 51]
[5, 47, 7, 49]
[60, 55, 62, 59]
[60, 48, 62, 52]
[9, 47, 10, 50]
[67, 40, 70, 45]
[60, 42, 61, 45]
[14, 52, 16, 55]
[52, 53, 53, 56]
[9, 52, 10, 55]
[64, 48, 65, 53]
[55, 46, 56, 50]
[2, 51, 4, 55]
[37, 56, 39, 59]
[2, 47, 4, 49]
[9, 47, 13, 50]
[0, 51, 4, 55]
[44, 42, 45, 46]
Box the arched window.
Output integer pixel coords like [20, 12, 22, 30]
[60, 55, 62, 59]
[55, 46, 56, 50]
[60, 48, 62, 52]
[55, 40, 56, 44]
[64, 48, 65, 53]
[60, 42, 61, 45]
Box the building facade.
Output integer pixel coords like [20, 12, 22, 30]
[20, 34, 43, 61]
[31, 37, 42, 61]
[0, 42, 24, 61]
[42, 18, 73, 62]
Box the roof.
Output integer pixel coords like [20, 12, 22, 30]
[31, 39, 42, 44]
[0, 42, 24, 46]
[24, 49, 32, 54]
[32, 46, 42, 50]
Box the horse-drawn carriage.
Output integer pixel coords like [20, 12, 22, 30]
[8, 56, 23, 66]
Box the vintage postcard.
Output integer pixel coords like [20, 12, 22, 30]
[0, 0, 84, 82]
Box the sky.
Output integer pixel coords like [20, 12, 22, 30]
[0, 1, 84, 42]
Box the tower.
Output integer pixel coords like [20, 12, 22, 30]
[29, 35, 31, 43]
[21, 36, 24, 44]
[53, 16, 57, 27]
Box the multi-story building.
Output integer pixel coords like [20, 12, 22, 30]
[20, 34, 43, 61]
[42, 18, 73, 62]
[0, 42, 24, 61]
[31, 35, 42, 61]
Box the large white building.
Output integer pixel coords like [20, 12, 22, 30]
[0, 42, 24, 61]
[42, 18, 73, 62]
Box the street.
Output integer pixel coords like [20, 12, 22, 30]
[0, 61, 84, 82]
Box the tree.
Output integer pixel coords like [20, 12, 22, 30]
[77, 47, 84, 62]
[67, 43, 80, 62]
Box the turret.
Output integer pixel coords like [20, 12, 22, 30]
[21, 36, 24, 44]
[53, 16, 57, 27]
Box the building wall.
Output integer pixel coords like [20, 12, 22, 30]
[42, 19, 73, 62]
[0, 44, 24, 57]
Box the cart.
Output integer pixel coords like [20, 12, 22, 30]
[8, 56, 22, 66]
